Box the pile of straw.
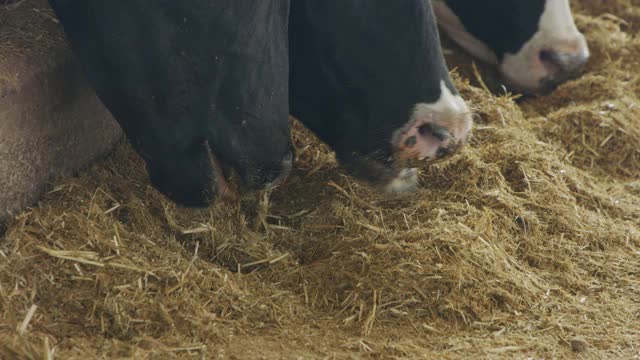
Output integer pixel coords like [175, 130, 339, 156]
[1, 0, 639, 358]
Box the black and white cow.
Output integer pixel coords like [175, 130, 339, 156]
[433, 0, 589, 94]
[49, 0, 472, 205]
[290, 0, 472, 193]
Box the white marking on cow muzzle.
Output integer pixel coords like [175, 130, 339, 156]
[391, 81, 472, 163]
[385, 80, 472, 194]
[500, 0, 589, 93]
[433, 0, 589, 94]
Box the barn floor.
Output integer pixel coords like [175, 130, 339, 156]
[1, 1, 640, 359]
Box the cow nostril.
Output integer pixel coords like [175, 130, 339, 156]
[539, 48, 589, 78]
[539, 49, 569, 77]
[404, 136, 417, 147]
[436, 147, 451, 158]
[418, 123, 450, 142]
[539, 49, 560, 67]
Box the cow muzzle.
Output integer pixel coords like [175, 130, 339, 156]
[537, 40, 590, 93]
[386, 84, 472, 193]
[341, 83, 472, 195]
[236, 148, 295, 192]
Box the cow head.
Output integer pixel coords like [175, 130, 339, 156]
[50, 0, 293, 206]
[289, 0, 472, 194]
[433, 0, 589, 94]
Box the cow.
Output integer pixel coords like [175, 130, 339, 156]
[49, 0, 472, 205]
[433, 0, 590, 94]
[48, 0, 294, 206]
[290, 0, 472, 194]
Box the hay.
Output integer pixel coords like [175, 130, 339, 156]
[1, 1, 640, 359]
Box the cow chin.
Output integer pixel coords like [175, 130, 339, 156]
[338, 154, 417, 195]
[225, 147, 294, 194]
[337, 155, 419, 196]
[145, 142, 221, 207]
[146, 141, 294, 207]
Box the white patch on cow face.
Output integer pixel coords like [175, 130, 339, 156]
[433, 0, 589, 93]
[500, 0, 589, 92]
[387, 80, 472, 194]
[432, 1, 498, 65]
[410, 81, 471, 136]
